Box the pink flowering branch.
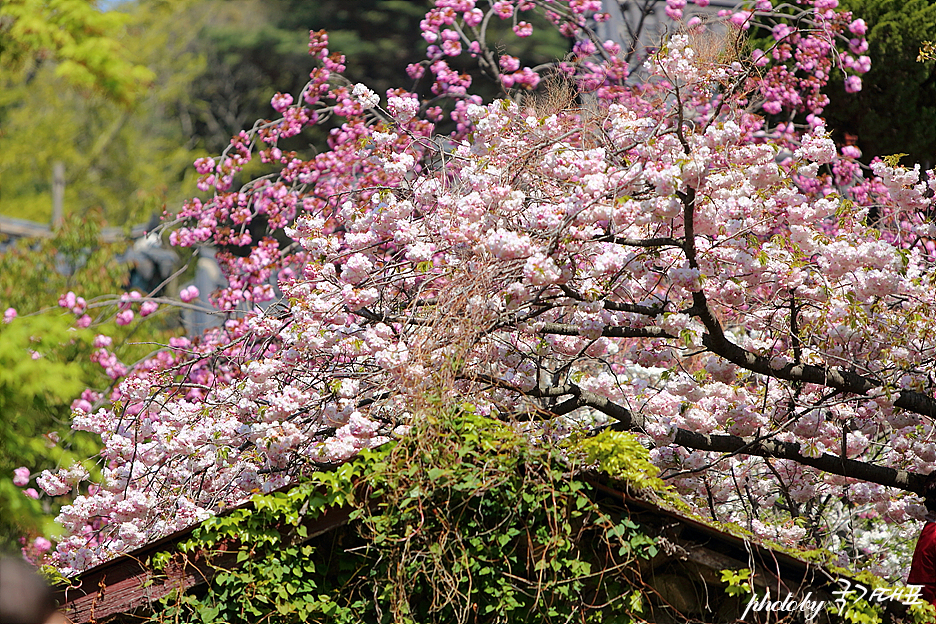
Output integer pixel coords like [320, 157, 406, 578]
[471, 371, 926, 493]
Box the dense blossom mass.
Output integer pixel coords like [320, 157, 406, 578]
[9, 0, 936, 579]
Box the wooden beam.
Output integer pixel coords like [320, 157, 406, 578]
[55, 505, 354, 624]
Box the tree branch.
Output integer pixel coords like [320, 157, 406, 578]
[665, 428, 924, 495]
[596, 234, 682, 248]
[559, 284, 664, 316]
[535, 321, 675, 339]
[464, 373, 927, 493]
[700, 331, 936, 419]
[575, 391, 927, 495]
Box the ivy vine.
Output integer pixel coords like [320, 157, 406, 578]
[145, 408, 663, 623]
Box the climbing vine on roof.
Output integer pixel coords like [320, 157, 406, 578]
[145, 408, 664, 624]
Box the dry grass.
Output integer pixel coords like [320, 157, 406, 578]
[677, 18, 748, 69]
[527, 68, 580, 118]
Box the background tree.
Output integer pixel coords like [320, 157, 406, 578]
[0, 0, 154, 104]
[179, 0, 567, 152]
[823, 0, 936, 166]
[0, 212, 187, 555]
[0, 0, 209, 224]
[0, 314, 98, 554]
[1, 0, 565, 225]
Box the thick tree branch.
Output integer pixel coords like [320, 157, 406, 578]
[575, 391, 927, 495]
[596, 235, 682, 248]
[466, 372, 574, 399]
[469, 372, 927, 494]
[665, 428, 924, 494]
[601, 300, 664, 315]
[675, 179, 936, 419]
[700, 331, 936, 419]
[536, 322, 675, 339]
[355, 306, 433, 327]
[558, 284, 664, 316]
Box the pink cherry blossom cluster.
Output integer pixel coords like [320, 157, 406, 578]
[748, 3, 870, 116]
[58, 291, 92, 327]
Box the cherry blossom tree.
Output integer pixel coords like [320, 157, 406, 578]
[12, 0, 936, 579]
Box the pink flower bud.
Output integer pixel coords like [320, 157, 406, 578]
[116, 309, 134, 326]
[194, 157, 215, 174]
[499, 55, 520, 72]
[513, 22, 533, 37]
[844, 75, 862, 93]
[463, 8, 483, 27]
[270, 92, 293, 113]
[849, 18, 867, 36]
[13, 467, 30, 487]
[33, 537, 51, 553]
[493, 1, 513, 19]
[180, 286, 200, 303]
[841, 145, 861, 159]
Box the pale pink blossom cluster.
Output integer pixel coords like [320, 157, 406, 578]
[386, 94, 419, 122]
[351, 83, 379, 109]
[794, 125, 837, 164]
[647, 34, 700, 83]
[13, 467, 30, 487]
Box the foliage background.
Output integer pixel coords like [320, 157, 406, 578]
[824, 0, 936, 165]
[0, 215, 181, 552]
